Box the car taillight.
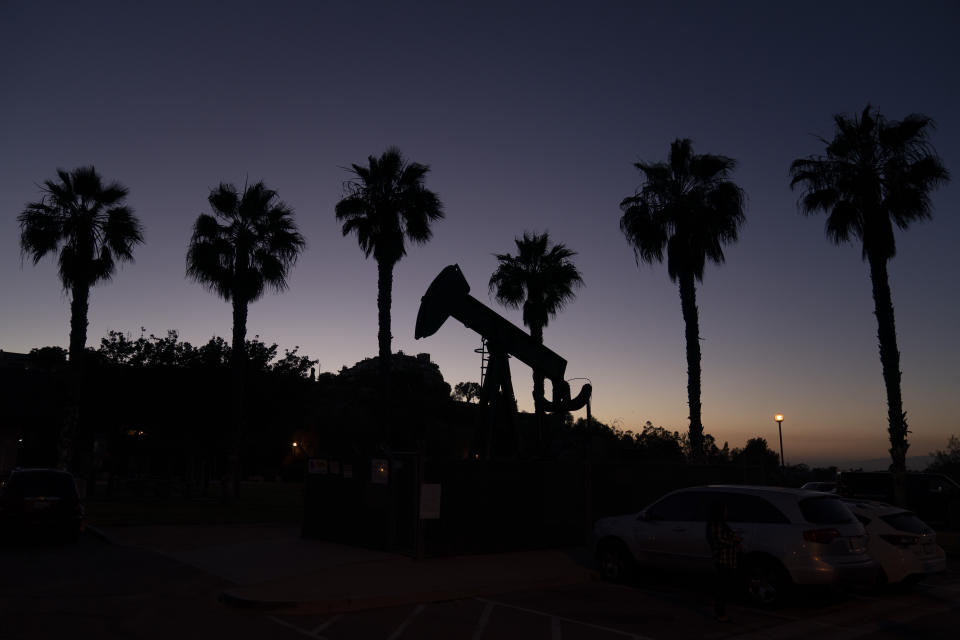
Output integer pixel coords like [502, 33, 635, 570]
[879, 534, 920, 547]
[803, 528, 841, 544]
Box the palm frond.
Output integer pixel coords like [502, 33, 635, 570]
[790, 105, 949, 261]
[621, 138, 744, 281]
[187, 180, 303, 303]
[19, 166, 142, 289]
[489, 231, 583, 333]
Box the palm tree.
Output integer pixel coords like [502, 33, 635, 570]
[489, 231, 583, 437]
[790, 106, 949, 485]
[620, 139, 745, 459]
[335, 147, 444, 378]
[19, 166, 143, 469]
[186, 181, 305, 496]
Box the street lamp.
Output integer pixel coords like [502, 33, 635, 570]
[774, 414, 785, 468]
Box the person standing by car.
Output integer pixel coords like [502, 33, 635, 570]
[706, 500, 741, 622]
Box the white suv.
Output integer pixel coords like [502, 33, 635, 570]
[843, 499, 947, 584]
[593, 485, 878, 605]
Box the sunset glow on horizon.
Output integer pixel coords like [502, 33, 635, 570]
[2, 1, 957, 470]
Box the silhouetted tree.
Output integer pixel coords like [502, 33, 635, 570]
[186, 181, 305, 497]
[335, 148, 444, 381]
[927, 435, 960, 485]
[453, 381, 482, 403]
[28, 346, 68, 369]
[732, 437, 781, 479]
[18, 166, 143, 469]
[790, 106, 949, 491]
[634, 422, 684, 461]
[620, 139, 745, 460]
[489, 231, 583, 441]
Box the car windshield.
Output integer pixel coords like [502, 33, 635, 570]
[5, 472, 77, 498]
[880, 512, 928, 534]
[799, 496, 855, 524]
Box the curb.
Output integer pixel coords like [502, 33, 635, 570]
[218, 569, 600, 615]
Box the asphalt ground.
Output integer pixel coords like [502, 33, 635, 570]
[3, 527, 958, 639]
[264, 559, 960, 639]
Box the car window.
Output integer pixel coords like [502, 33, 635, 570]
[880, 512, 928, 534]
[5, 472, 77, 498]
[648, 491, 707, 521]
[799, 496, 855, 524]
[722, 493, 790, 524]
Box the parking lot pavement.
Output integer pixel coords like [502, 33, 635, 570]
[0, 532, 311, 640]
[266, 561, 960, 639]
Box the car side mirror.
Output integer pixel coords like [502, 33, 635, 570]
[638, 510, 652, 522]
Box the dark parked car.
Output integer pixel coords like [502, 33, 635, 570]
[0, 468, 84, 541]
[838, 472, 960, 529]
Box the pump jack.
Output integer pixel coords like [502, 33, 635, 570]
[415, 265, 591, 458]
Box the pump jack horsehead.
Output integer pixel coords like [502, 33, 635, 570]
[416, 264, 592, 459]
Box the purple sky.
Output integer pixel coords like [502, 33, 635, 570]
[2, 1, 957, 468]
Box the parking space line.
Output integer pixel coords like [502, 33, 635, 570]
[311, 613, 342, 635]
[919, 582, 960, 592]
[551, 615, 561, 639]
[472, 601, 494, 640]
[386, 603, 425, 640]
[476, 597, 651, 639]
[268, 615, 328, 640]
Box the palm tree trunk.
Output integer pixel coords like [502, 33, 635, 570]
[377, 260, 394, 369]
[58, 283, 90, 472]
[68, 283, 90, 368]
[868, 254, 909, 503]
[678, 272, 704, 460]
[377, 259, 394, 444]
[227, 295, 248, 500]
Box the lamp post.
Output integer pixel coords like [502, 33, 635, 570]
[774, 414, 785, 468]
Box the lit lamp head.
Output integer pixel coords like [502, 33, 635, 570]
[774, 414, 784, 424]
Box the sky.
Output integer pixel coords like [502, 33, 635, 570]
[2, 1, 958, 469]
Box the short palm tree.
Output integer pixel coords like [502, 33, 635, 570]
[19, 166, 143, 469]
[489, 231, 583, 434]
[335, 147, 444, 377]
[187, 181, 305, 495]
[790, 106, 949, 482]
[620, 139, 745, 459]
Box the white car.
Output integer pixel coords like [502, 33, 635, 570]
[593, 485, 878, 605]
[842, 499, 947, 585]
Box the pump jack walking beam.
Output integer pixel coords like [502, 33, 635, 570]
[415, 264, 591, 415]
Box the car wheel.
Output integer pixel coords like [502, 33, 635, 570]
[743, 558, 789, 607]
[596, 539, 633, 583]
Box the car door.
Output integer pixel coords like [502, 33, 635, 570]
[721, 492, 790, 557]
[634, 490, 710, 572]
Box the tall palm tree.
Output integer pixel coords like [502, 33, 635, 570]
[335, 147, 444, 378]
[186, 181, 305, 496]
[790, 106, 949, 485]
[489, 231, 583, 436]
[19, 166, 143, 469]
[620, 139, 745, 459]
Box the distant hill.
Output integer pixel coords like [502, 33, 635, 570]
[838, 455, 935, 472]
